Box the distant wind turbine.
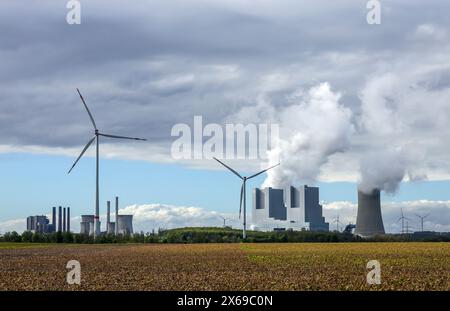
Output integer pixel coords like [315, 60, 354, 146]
[415, 213, 429, 232]
[213, 157, 280, 239]
[219, 216, 231, 228]
[397, 208, 410, 234]
[68, 89, 146, 238]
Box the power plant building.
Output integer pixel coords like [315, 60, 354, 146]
[26, 206, 70, 234]
[26, 215, 53, 233]
[252, 185, 329, 231]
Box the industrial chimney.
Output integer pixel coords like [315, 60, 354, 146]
[355, 189, 385, 237]
[63, 207, 66, 232]
[67, 207, 70, 232]
[107, 201, 110, 233]
[52, 207, 56, 232]
[115, 196, 119, 235]
[58, 206, 62, 233]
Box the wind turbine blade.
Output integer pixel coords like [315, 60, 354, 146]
[239, 183, 244, 219]
[99, 133, 147, 141]
[247, 162, 280, 180]
[76, 89, 97, 130]
[213, 157, 242, 179]
[67, 136, 96, 174]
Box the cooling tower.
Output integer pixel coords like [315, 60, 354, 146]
[89, 222, 95, 236]
[107, 222, 115, 234]
[355, 189, 385, 237]
[80, 215, 95, 235]
[81, 215, 95, 223]
[117, 215, 133, 235]
[80, 222, 90, 235]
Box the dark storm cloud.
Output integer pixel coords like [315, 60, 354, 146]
[1, 0, 450, 182]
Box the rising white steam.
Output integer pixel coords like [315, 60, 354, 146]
[357, 71, 434, 194]
[358, 149, 408, 194]
[261, 82, 354, 188]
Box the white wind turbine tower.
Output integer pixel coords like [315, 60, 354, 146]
[68, 89, 146, 238]
[213, 157, 280, 239]
[415, 213, 429, 232]
[397, 208, 410, 234]
[219, 216, 232, 228]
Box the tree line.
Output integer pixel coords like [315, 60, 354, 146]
[0, 227, 448, 243]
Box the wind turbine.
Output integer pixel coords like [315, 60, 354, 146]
[397, 208, 410, 234]
[415, 213, 429, 232]
[219, 216, 231, 228]
[68, 89, 146, 238]
[213, 157, 280, 239]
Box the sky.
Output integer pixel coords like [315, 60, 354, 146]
[1, 0, 450, 233]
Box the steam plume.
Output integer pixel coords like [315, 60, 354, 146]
[262, 83, 354, 188]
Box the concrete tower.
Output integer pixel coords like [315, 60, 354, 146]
[115, 196, 119, 235]
[58, 206, 62, 232]
[355, 189, 385, 237]
[52, 207, 56, 230]
[67, 207, 70, 232]
[106, 201, 110, 233]
[63, 207, 66, 232]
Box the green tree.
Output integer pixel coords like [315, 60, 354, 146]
[22, 231, 33, 242]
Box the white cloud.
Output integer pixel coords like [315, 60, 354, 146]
[414, 23, 446, 41]
[0, 218, 24, 234]
[119, 204, 237, 232]
[66, 204, 238, 234]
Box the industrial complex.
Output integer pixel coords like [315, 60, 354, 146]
[20, 185, 444, 239]
[80, 196, 133, 235]
[26, 206, 70, 233]
[23, 186, 390, 238]
[252, 185, 329, 232]
[25, 197, 133, 236]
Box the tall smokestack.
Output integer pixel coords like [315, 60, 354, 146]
[67, 207, 70, 232]
[58, 206, 62, 232]
[107, 201, 110, 233]
[115, 196, 119, 235]
[52, 207, 56, 230]
[63, 208, 66, 232]
[355, 189, 385, 237]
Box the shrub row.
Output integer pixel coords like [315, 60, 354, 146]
[1, 227, 448, 244]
